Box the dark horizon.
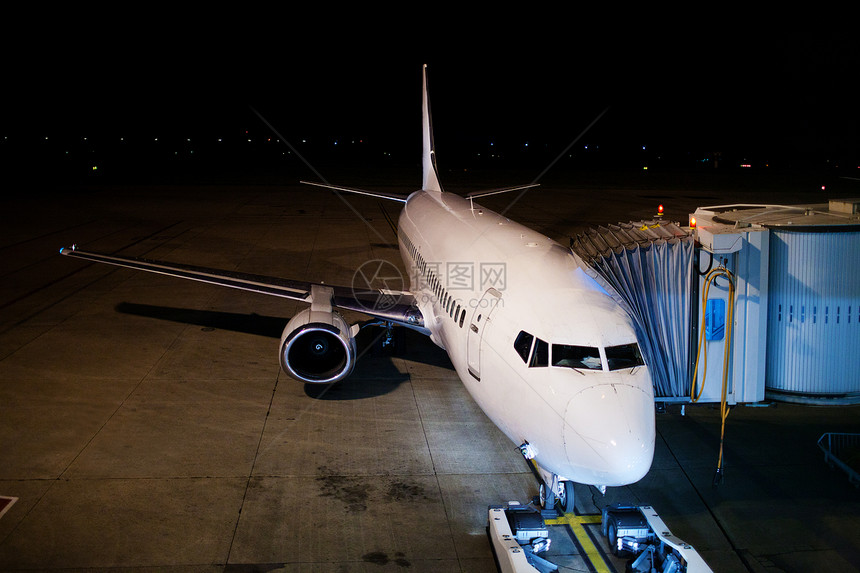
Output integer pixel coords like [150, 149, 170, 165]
[5, 28, 859, 186]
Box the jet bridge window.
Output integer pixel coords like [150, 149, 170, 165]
[605, 343, 645, 370]
[552, 344, 602, 370]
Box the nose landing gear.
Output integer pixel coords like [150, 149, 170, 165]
[519, 443, 575, 514]
[538, 476, 575, 514]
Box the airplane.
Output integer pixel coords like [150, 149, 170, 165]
[60, 65, 655, 512]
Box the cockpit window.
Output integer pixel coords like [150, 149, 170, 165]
[530, 338, 549, 367]
[552, 344, 602, 370]
[516, 331, 640, 373]
[605, 343, 644, 370]
[514, 331, 534, 364]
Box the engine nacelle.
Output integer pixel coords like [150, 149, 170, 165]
[279, 308, 357, 384]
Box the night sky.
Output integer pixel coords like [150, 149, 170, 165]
[4, 17, 859, 182]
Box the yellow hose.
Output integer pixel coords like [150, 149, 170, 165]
[690, 266, 735, 483]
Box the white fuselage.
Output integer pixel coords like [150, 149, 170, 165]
[397, 189, 655, 487]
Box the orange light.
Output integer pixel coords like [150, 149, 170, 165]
[690, 216, 697, 229]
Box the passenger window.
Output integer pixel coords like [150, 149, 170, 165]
[530, 338, 548, 367]
[459, 309, 465, 328]
[514, 331, 533, 364]
[606, 343, 645, 370]
[552, 344, 602, 370]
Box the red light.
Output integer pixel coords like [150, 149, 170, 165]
[690, 216, 697, 229]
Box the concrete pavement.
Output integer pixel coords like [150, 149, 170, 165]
[2, 171, 858, 571]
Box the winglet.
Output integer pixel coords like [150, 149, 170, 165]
[422, 65, 442, 193]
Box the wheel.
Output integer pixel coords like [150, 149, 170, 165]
[538, 483, 547, 508]
[607, 521, 620, 556]
[558, 480, 575, 513]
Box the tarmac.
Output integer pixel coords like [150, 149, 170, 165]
[1, 165, 859, 572]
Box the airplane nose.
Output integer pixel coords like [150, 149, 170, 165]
[564, 381, 655, 486]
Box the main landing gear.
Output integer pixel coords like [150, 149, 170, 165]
[362, 320, 406, 355]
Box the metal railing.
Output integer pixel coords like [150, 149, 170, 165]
[818, 433, 860, 487]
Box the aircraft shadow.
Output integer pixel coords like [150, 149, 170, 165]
[114, 302, 453, 401]
[115, 302, 286, 338]
[304, 327, 453, 401]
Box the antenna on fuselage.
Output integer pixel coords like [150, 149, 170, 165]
[422, 64, 443, 193]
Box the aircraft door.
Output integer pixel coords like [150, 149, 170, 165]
[467, 288, 502, 380]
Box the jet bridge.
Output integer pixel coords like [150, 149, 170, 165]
[570, 220, 696, 400]
[571, 198, 860, 405]
[694, 200, 860, 405]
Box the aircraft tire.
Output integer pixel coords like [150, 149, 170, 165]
[559, 480, 574, 513]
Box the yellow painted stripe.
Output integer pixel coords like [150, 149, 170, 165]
[546, 512, 613, 573]
[525, 460, 613, 571]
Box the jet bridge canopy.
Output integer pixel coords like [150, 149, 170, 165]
[571, 220, 695, 399]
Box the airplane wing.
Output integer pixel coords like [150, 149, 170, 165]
[59, 246, 426, 331]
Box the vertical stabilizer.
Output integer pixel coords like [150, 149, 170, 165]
[422, 65, 443, 193]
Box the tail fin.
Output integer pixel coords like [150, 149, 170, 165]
[422, 65, 443, 193]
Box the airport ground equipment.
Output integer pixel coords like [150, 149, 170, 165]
[818, 433, 860, 486]
[488, 502, 558, 573]
[572, 199, 860, 406]
[693, 201, 860, 405]
[601, 504, 713, 573]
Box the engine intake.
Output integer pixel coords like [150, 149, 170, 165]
[279, 308, 357, 384]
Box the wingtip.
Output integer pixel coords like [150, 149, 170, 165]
[59, 244, 76, 255]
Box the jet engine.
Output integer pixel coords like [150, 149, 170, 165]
[279, 307, 358, 384]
